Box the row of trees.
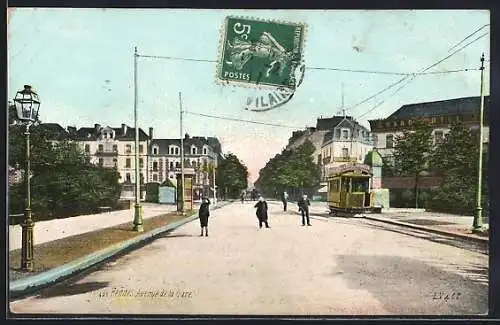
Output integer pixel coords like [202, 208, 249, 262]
[215, 153, 249, 199]
[255, 140, 321, 198]
[387, 120, 488, 215]
[8, 117, 122, 224]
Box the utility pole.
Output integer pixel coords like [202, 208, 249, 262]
[473, 53, 486, 230]
[179, 92, 185, 213]
[133, 46, 144, 232]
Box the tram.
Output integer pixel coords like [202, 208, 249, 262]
[326, 163, 381, 216]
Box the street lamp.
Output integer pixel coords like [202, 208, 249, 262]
[13, 85, 41, 272]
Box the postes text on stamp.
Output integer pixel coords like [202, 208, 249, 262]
[218, 16, 306, 89]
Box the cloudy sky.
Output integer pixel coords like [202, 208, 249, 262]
[7, 9, 490, 182]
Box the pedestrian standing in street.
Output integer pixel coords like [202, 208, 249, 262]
[241, 191, 245, 203]
[281, 191, 289, 211]
[198, 197, 211, 236]
[298, 194, 311, 226]
[254, 196, 271, 229]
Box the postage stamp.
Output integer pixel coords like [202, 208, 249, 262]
[217, 16, 306, 89]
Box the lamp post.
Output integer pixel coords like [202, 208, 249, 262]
[133, 46, 144, 232]
[473, 53, 486, 231]
[13, 85, 41, 272]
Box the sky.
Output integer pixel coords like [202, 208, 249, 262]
[7, 9, 490, 182]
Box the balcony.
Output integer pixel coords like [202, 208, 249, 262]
[95, 149, 118, 156]
[332, 156, 358, 163]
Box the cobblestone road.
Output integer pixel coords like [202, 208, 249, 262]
[10, 201, 488, 316]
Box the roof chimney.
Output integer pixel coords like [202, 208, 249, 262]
[149, 127, 153, 139]
[121, 123, 127, 136]
[94, 123, 101, 131]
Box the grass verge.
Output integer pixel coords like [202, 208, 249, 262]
[9, 210, 195, 282]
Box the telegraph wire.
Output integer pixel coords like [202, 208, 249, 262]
[138, 54, 477, 76]
[184, 111, 304, 129]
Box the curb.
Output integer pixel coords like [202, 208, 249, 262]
[9, 201, 232, 298]
[363, 215, 489, 244]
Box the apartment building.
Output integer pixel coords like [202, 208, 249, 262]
[368, 96, 490, 161]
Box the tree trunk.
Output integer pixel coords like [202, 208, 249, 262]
[414, 175, 419, 209]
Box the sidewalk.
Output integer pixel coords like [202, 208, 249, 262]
[9, 203, 177, 251]
[300, 201, 489, 243]
[364, 210, 489, 243]
[9, 201, 230, 298]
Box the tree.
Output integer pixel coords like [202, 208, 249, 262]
[8, 118, 121, 221]
[429, 123, 488, 215]
[392, 120, 433, 208]
[255, 140, 321, 198]
[216, 153, 248, 199]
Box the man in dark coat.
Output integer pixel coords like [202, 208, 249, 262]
[198, 197, 211, 236]
[254, 196, 270, 229]
[297, 194, 311, 226]
[281, 191, 289, 212]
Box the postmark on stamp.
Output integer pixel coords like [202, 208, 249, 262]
[217, 16, 306, 90]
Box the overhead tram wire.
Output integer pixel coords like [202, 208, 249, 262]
[345, 29, 489, 117]
[184, 111, 305, 129]
[355, 32, 489, 121]
[137, 54, 472, 76]
[448, 24, 490, 52]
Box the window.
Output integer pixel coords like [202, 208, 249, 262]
[176, 162, 180, 168]
[139, 158, 144, 168]
[175, 148, 179, 155]
[126, 144, 132, 153]
[125, 173, 131, 182]
[153, 161, 158, 171]
[170, 147, 174, 155]
[335, 129, 341, 139]
[98, 144, 103, 152]
[139, 145, 143, 153]
[386, 134, 394, 148]
[113, 144, 118, 152]
[169, 162, 174, 169]
[153, 174, 158, 182]
[342, 129, 349, 139]
[84, 144, 90, 153]
[140, 173, 144, 184]
[153, 147, 158, 155]
[342, 148, 349, 158]
[192, 147, 197, 155]
[98, 158, 103, 166]
[113, 158, 118, 168]
[435, 131, 444, 145]
[203, 148, 207, 155]
[126, 158, 131, 168]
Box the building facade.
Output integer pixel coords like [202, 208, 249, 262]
[319, 116, 373, 181]
[68, 123, 151, 199]
[368, 96, 490, 162]
[148, 134, 220, 200]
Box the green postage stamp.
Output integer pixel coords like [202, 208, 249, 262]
[217, 16, 306, 89]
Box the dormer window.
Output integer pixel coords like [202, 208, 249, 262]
[191, 146, 197, 155]
[342, 129, 349, 139]
[169, 147, 174, 155]
[203, 147, 208, 155]
[153, 146, 159, 155]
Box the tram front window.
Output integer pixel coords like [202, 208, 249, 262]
[351, 178, 368, 192]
